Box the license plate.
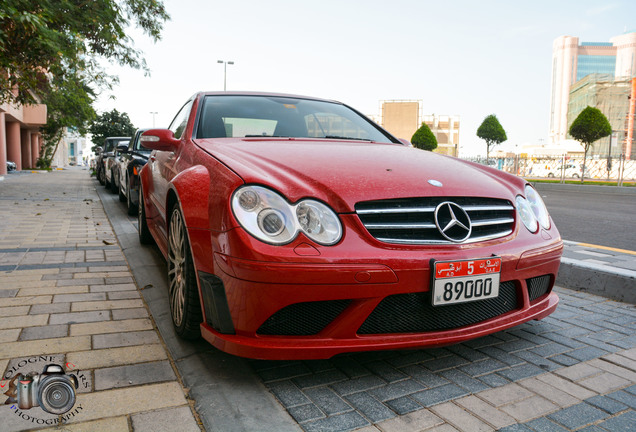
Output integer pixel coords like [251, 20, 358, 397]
[432, 257, 501, 306]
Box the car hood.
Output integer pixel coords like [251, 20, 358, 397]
[194, 138, 526, 213]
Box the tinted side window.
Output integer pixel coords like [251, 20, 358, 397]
[169, 100, 194, 139]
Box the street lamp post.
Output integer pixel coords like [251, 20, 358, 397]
[217, 60, 234, 91]
[150, 111, 158, 128]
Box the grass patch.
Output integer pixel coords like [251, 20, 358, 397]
[528, 178, 636, 187]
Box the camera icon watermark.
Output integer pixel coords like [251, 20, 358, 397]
[2, 356, 88, 424]
[15, 363, 79, 414]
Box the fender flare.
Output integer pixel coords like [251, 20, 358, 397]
[168, 165, 211, 230]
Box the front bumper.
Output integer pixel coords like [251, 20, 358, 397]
[195, 219, 563, 360]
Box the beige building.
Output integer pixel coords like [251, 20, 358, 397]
[422, 114, 460, 156]
[380, 100, 420, 141]
[380, 101, 460, 156]
[0, 95, 47, 175]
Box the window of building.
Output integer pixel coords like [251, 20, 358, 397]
[576, 55, 616, 81]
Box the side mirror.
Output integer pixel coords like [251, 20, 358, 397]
[140, 129, 180, 152]
[398, 138, 413, 147]
[116, 143, 128, 153]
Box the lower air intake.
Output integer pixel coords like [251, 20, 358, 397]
[358, 281, 518, 334]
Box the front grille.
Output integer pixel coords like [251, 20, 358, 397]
[355, 197, 514, 244]
[358, 281, 517, 334]
[527, 275, 551, 301]
[256, 300, 351, 336]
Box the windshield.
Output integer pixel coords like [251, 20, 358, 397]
[196, 95, 396, 143]
[104, 138, 129, 152]
[132, 131, 152, 154]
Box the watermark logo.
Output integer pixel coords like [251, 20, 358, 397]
[2, 356, 88, 424]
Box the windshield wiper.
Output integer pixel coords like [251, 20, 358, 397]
[244, 135, 289, 138]
[324, 136, 373, 141]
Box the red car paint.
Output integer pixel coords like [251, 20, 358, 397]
[139, 92, 562, 360]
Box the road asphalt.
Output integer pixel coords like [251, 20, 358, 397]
[0, 167, 635, 432]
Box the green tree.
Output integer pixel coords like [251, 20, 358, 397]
[411, 123, 438, 151]
[476, 114, 507, 162]
[89, 109, 136, 151]
[0, 0, 170, 106]
[569, 106, 612, 183]
[0, 0, 169, 166]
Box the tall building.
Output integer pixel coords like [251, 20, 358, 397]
[549, 31, 636, 144]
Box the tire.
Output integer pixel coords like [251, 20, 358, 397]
[110, 170, 118, 193]
[167, 204, 202, 339]
[104, 169, 111, 189]
[118, 175, 126, 202]
[138, 184, 153, 245]
[126, 176, 137, 216]
[98, 166, 105, 185]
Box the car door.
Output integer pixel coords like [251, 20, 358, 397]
[148, 100, 193, 241]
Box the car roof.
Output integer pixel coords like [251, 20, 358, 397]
[196, 91, 342, 105]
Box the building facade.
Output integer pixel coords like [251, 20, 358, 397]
[380, 101, 460, 156]
[422, 114, 460, 156]
[550, 31, 636, 145]
[0, 97, 47, 175]
[380, 100, 420, 142]
[568, 74, 635, 158]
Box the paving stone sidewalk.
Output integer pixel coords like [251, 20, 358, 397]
[252, 287, 636, 432]
[0, 169, 201, 431]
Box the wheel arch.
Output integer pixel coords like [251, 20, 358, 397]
[167, 165, 211, 231]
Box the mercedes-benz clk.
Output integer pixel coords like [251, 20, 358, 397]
[138, 92, 562, 360]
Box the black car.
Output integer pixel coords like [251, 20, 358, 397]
[116, 129, 151, 215]
[96, 137, 130, 187]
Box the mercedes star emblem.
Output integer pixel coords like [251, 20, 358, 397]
[434, 201, 472, 242]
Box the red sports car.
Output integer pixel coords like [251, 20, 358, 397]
[138, 92, 562, 360]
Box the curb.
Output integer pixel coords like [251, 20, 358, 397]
[556, 259, 636, 304]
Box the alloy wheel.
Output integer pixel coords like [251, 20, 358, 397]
[168, 208, 187, 327]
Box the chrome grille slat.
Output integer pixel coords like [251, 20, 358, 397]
[356, 197, 515, 245]
[356, 207, 436, 215]
[364, 222, 437, 229]
[464, 204, 514, 211]
[471, 217, 515, 227]
[375, 229, 514, 245]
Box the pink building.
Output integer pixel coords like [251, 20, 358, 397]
[0, 96, 47, 175]
[550, 31, 636, 144]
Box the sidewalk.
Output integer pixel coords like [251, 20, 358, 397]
[0, 168, 201, 431]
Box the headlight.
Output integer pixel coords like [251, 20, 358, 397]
[232, 186, 342, 245]
[524, 185, 550, 229]
[516, 195, 538, 233]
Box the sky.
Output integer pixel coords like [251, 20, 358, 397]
[94, 0, 636, 156]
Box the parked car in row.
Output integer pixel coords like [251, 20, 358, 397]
[6, 161, 17, 171]
[116, 129, 151, 215]
[135, 92, 563, 360]
[104, 140, 130, 193]
[96, 137, 130, 187]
